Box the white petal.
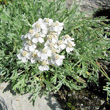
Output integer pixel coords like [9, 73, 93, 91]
[36, 28, 41, 32]
[71, 38, 74, 40]
[44, 66, 49, 71]
[52, 38, 57, 43]
[56, 59, 63, 66]
[72, 42, 75, 46]
[56, 48, 61, 53]
[38, 37, 44, 43]
[39, 66, 44, 71]
[54, 44, 58, 49]
[32, 38, 38, 43]
[38, 18, 43, 22]
[60, 55, 65, 59]
[32, 22, 37, 27]
[33, 44, 36, 48]
[60, 23, 64, 27]
[26, 53, 31, 59]
[66, 47, 70, 53]
[31, 58, 36, 63]
[49, 19, 53, 24]
[47, 50, 52, 57]
[41, 24, 47, 29]
[24, 34, 28, 39]
[61, 44, 66, 49]
[28, 35, 32, 39]
[22, 57, 28, 62]
[43, 30, 48, 35]
[41, 54, 48, 60]
[40, 33, 46, 37]
[54, 27, 59, 32]
[57, 31, 61, 36]
[17, 53, 22, 59]
[70, 48, 74, 51]
[29, 46, 35, 51]
[37, 51, 41, 57]
[49, 59, 54, 65]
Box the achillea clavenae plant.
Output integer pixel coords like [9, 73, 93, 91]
[0, 0, 110, 103]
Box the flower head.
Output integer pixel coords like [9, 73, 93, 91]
[17, 49, 31, 62]
[17, 18, 75, 71]
[38, 60, 49, 71]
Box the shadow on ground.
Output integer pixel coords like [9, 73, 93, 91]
[3, 83, 16, 95]
[0, 96, 8, 110]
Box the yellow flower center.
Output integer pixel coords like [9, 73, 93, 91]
[29, 29, 34, 34]
[35, 33, 40, 38]
[68, 43, 72, 48]
[58, 40, 62, 45]
[55, 54, 59, 59]
[52, 48, 56, 53]
[42, 60, 47, 66]
[42, 49, 47, 53]
[52, 23, 55, 26]
[48, 35, 53, 39]
[28, 40, 32, 45]
[65, 35, 70, 38]
[55, 22, 59, 26]
[35, 23, 40, 28]
[45, 18, 49, 22]
[22, 51, 27, 57]
[32, 52, 37, 57]
[49, 43, 54, 47]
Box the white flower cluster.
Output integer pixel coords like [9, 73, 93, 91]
[17, 18, 75, 71]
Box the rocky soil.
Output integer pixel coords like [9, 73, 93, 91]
[0, 82, 62, 110]
[66, 0, 110, 11]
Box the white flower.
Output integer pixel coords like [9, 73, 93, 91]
[61, 35, 75, 53]
[50, 21, 64, 35]
[38, 48, 52, 61]
[32, 33, 44, 43]
[17, 49, 31, 62]
[47, 33, 58, 44]
[39, 60, 49, 71]
[21, 29, 35, 40]
[62, 35, 74, 43]
[50, 54, 65, 66]
[23, 40, 36, 52]
[65, 41, 75, 53]
[44, 18, 53, 26]
[56, 40, 66, 53]
[30, 50, 39, 63]
[44, 41, 58, 54]
[45, 40, 66, 53]
[32, 18, 48, 33]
